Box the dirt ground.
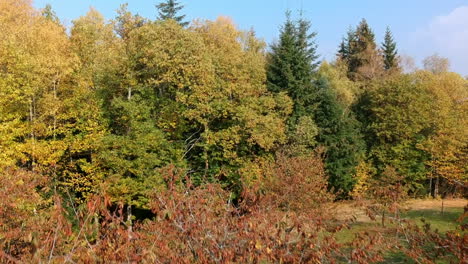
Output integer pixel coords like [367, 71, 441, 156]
[333, 198, 467, 222]
[404, 198, 467, 210]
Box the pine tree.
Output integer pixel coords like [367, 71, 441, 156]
[381, 27, 398, 70]
[355, 19, 376, 50]
[156, 0, 188, 27]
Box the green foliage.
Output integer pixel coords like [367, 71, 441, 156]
[367, 75, 433, 193]
[0, 0, 466, 223]
[156, 0, 189, 27]
[267, 11, 319, 121]
[1, 2, 468, 262]
[114, 3, 147, 40]
[381, 27, 398, 71]
[313, 77, 365, 194]
[97, 96, 181, 208]
[339, 19, 382, 80]
[41, 4, 60, 25]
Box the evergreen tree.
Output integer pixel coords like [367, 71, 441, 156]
[267, 12, 319, 126]
[296, 17, 320, 72]
[339, 19, 380, 80]
[381, 27, 398, 70]
[156, 0, 189, 27]
[313, 77, 365, 195]
[267, 11, 297, 94]
[337, 38, 348, 61]
[337, 26, 355, 62]
[41, 4, 60, 24]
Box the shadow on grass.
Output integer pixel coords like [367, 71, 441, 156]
[401, 207, 465, 233]
[337, 207, 465, 263]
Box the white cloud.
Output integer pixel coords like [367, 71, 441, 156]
[415, 6, 468, 75]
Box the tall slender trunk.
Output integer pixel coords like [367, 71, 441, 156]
[434, 176, 439, 197]
[381, 210, 385, 227]
[52, 78, 60, 181]
[127, 204, 133, 241]
[127, 87, 132, 101]
[429, 176, 433, 197]
[53, 79, 58, 140]
[29, 97, 35, 171]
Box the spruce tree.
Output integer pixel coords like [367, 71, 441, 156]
[313, 77, 365, 195]
[41, 4, 60, 25]
[381, 27, 398, 70]
[267, 12, 319, 124]
[296, 17, 320, 73]
[339, 19, 379, 80]
[337, 38, 348, 61]
[267, 11, 297, 94]
[156, 0, 188, 27]
[337, 27, 356, 62]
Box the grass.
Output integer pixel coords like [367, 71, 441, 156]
[336, 207, 465, 242]
[334, 200, 466, 263]
[401, 207, 464, 233]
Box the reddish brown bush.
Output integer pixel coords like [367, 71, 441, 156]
[4, 163, 464, 263]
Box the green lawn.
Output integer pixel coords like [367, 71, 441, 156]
[401, 207, 465, 233]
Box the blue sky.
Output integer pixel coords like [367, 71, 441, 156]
[33, 0, 468, 76]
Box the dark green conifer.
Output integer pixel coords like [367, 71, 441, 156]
[313, 77, 365, 195]
[156, 0, 189, 27]
[381, 27, 398, 70]
[41, 4, 60, 25]
[267, 11, 319, 123]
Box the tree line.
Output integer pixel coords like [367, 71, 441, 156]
[1, 0, 466, 208]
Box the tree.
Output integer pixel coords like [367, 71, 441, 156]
[97, 96, 181, 209]
[156, 0, 189, 27]
[423, 53, 450, 74]
[190, 17, 292, 188]
[337, 26, 357, 64]
[381, 27, 399, 71]
[415, 71, 468, 196]
[41, 4, 60, 25]
[339, 19, 382, 80]
[267, 11, 298, 94]
[266, 11, 320, 151]
[123, 18, 291, 195]
[313, 77, 365, 195]
[114, 3, 147, 40]
[368, 75, 433, 194]
[318, 61, 359, 110]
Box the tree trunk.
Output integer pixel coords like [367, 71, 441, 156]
[127, 87, 132, 101]
[29, 98, 35, 171]
[382, 210, 385, 227]
[434, 176, 439, 198]
[127, 204, 133, 241]
[429, 176, 433, 197]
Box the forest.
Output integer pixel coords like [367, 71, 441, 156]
[0, 0, 467, 263]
